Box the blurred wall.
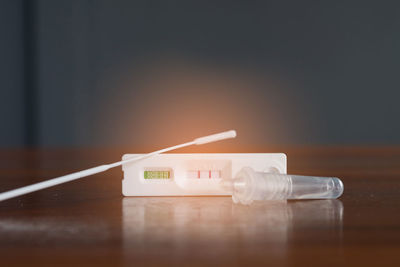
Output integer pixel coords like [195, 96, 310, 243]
[0, 0, 25, 146]
[1, 0, 400, 147]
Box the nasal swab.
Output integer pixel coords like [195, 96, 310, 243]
[0, 130, 237, 202]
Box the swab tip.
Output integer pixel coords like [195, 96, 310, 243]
[194, 130, 237, 145]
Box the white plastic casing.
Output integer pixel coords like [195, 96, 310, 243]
[122, 153, 286, 196]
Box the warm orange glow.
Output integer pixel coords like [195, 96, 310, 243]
[96, 59, 313, 150]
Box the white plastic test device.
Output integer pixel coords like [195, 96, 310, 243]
[122, 153, 287, 197]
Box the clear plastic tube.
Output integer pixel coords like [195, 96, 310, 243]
[222, 167, 344, 205]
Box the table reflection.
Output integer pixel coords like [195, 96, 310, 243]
[122, 197, 343, 261]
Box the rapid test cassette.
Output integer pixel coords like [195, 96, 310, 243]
[122, 153, 286, 196]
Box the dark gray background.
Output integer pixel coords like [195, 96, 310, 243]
[1, 0, 400, 148]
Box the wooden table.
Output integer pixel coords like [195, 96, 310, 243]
[0, 147, 399, 266]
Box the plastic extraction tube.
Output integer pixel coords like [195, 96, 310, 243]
[222, 167, 344, 205]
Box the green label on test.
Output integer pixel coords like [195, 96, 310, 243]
[144, 171, 170, 179]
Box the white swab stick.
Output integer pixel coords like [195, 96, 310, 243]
[0, 130, 237, 202]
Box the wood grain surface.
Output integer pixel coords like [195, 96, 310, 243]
[0, 147, 399, 266]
